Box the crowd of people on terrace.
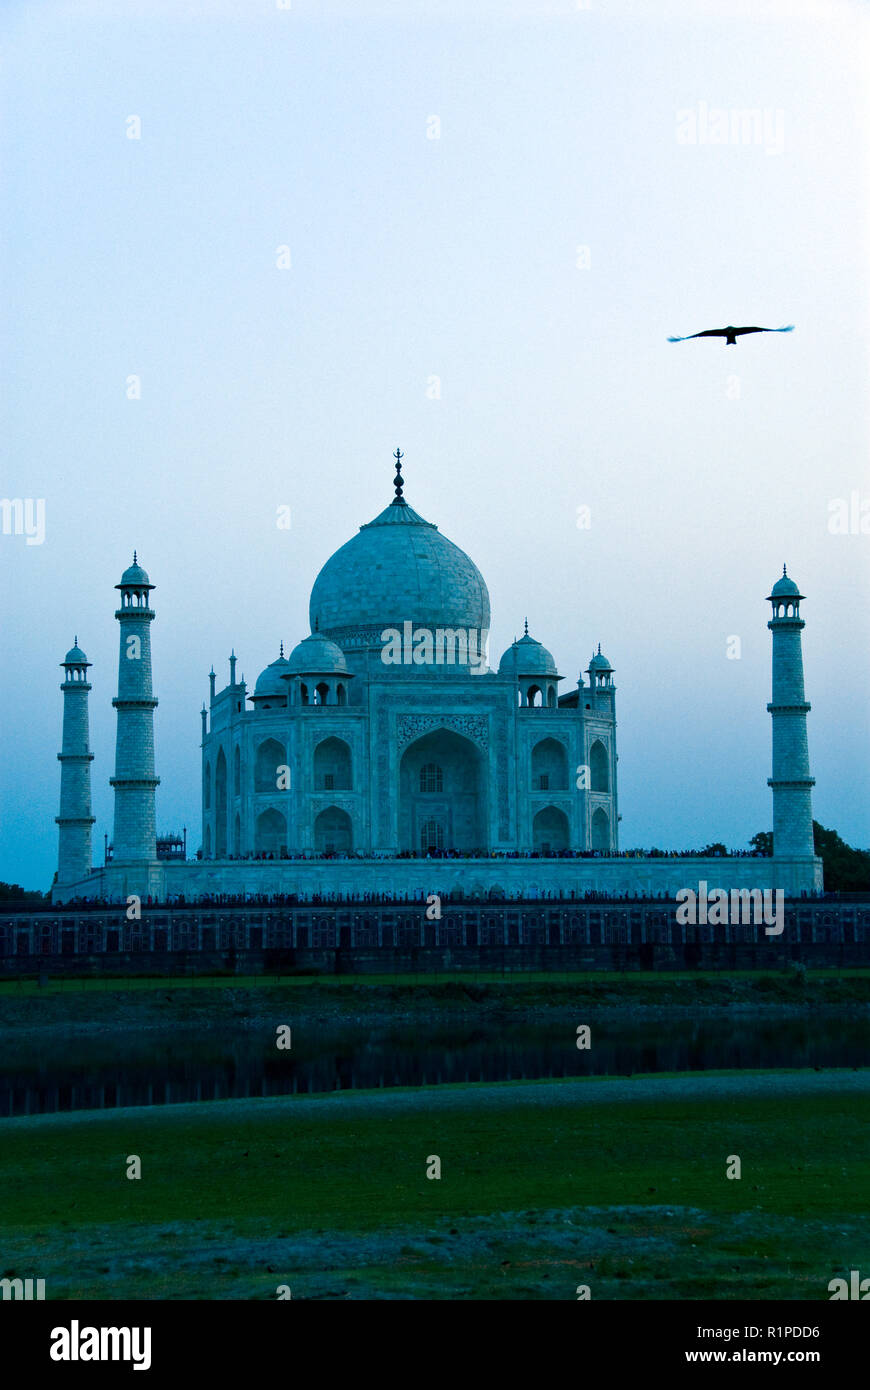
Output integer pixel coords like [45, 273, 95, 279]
[202, 845, 767, 863]
[36, 884, 829, 911]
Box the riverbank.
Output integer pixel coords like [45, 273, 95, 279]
[1, 969, 869, 1037]
[2, 1070, 867, 1299]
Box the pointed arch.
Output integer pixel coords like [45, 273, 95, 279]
[314, 806, 353, 854]
[591, 806, 610, 850]
[398, 728, 485, 854]
[256, 808, 287, 856]
[589, 739, 609, 793]
[215, 747, 227, 857]
[532, 805, 569, 852]
[314, 736, 352, 791]
[531, 737, 568, 791]
[255, 737, 286, 792]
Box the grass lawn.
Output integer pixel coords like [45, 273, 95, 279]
[2, 1072, 868, 1299]
[4, 967, 870, 997]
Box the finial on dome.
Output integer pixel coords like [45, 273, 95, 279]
[783, 563, 787, 576]
[133, 550, 137, 564]
[597, 642, 601, 655]
[523, 617, 529, 637]
[393, 447, 404, 501]
[74, 634, 78, 646]
[279, 641, 284, 658]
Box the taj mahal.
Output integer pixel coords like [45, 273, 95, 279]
[51, 452, 822, 904]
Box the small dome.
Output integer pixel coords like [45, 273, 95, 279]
[286, 633, 349, 675]
[770, 565, 802, 599]
[63, 641, 89, 665]
[498, 628, 559, 677]
[253, 650, 291, 698]
[116, 551, 152, 589]
[588, 645, 612, 671]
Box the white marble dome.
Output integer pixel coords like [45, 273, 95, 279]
[498, 630, 559, 677]
[253, 650, 291, 698]
[117, 552, 152, 589]
[309, 493, 491, 643]
[63, 641, 89, 666]
[286, 633, 348, 675]
[770, 565, 803, 599]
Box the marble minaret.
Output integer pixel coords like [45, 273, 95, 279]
[767, 566, 815, 858]
[55, 640, 96, 884]
[110, 554, 159, 863]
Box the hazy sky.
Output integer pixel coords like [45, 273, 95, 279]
[2, 0, 868, 889]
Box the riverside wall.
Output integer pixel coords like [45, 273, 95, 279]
[2, 897, 867, 975]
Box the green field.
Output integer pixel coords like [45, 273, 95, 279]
[5, 967, 870, 998]
[2, 1071, 868, 1299]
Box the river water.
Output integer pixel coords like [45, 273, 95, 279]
[2, 1014, 868, 1116]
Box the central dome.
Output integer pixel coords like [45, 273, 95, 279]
[309, 482, 490, 643]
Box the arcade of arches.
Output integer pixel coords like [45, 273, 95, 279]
[206, 731, 612, 857]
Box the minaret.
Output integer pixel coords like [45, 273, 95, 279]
[55, 639, 96, 885]
[767, 565, 815, 857]
[110, 553, 159, 862]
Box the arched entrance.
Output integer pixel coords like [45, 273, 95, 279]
[255, 807, 287, 856]
[589, 740, 609, 792]
[591, 806, 610, 850]
[399, 729, 485, 853]
[314, 736, 352, 790]
[255, 738, 286, 792]
[531, 737, 569, 791]
[532, 805, 569, 852]
[314, 806, 353, 854]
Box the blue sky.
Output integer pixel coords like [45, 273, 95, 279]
[1, 0, 868, 888]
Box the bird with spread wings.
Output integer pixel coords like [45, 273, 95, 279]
[668, 324, 794, 346]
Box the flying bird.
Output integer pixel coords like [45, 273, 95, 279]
[668, 324, 794, 346]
